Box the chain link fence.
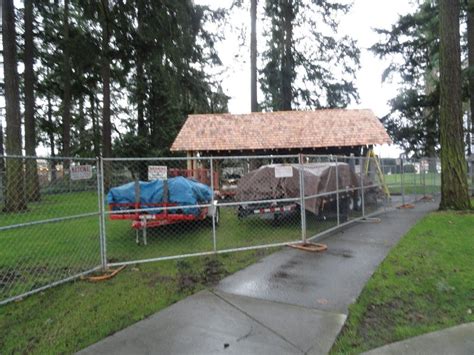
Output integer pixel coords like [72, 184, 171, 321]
[1, 153, 470, 305]
[0, 156, 102, 304]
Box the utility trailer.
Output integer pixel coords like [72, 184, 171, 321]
[236, 162, 379, 221]
[168, 167, 247, 201]
[107, 176, 218, 245]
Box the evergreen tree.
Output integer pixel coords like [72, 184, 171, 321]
[114, 0, 229, 158]
[24, 0, 41, 201]
[4, 0, 229, 175]
[3, 0, 27, 212]
[250, 0, 258, 112]
[372, 1, 440, 158]
[260, 0, 360, 110]
[439, 0, 470, 209]
[467, 0, 474, 158]
[62, 0, 72, 163]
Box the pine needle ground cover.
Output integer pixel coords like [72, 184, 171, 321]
[331, 209, 474, 354]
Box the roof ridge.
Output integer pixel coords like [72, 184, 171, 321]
[189, 108, 374, 118]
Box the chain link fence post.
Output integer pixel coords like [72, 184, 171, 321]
[210, 157, 217, 252]
[299, 154, 307, 243]
[413, 161, 417, 203]
[401, 158, 405, 205]
[360, 156, 365, 217]
[98, 156, 108, 270]
[422, 159, 426, 198]
[335, 156, 340, 226]
[96, 157, 104, 269]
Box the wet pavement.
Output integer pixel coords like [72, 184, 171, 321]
[217, 200, 437, 314]
[78, 200, 438, 355]
[362, 322, 474, 355]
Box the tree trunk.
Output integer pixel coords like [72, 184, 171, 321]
[90, 94, 100, 157]
[78, 95, 86, 155]
[2, 0, 27, 212]
[62, 0, 72, 166]
[0, 123, 5, 201]
[136, 0, 146, 138]
[136, 59, 146, 137]
[424, 68, 438, 173]
[467, 0, 474, 193]
[426, 106, 439, 173]
[136, 0, 148, 181]
[100, 0, 112, 190]
[0, 123, 4, 164]
[439, 0, 470, 209]
[24, 0, 40, 201]
[280, 0, 293, 111]
[250, 0, 258, 112]
[47, 94, 57, 182]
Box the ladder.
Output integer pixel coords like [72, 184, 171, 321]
[364, 150, 391, 198]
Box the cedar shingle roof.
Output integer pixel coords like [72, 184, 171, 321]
[171, 109, 392, 152]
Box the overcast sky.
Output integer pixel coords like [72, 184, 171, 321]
[197, 0, 415, 157]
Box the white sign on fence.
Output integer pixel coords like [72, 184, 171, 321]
[274, 165, 293, 178]
[148, 165, 168, 180]
[70, 165, 93, 180]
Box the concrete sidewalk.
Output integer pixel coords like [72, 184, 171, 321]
[362, 322, 474, 355]
[79, 201, 437, 355]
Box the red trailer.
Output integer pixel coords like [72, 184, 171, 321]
[108, 201, 216, 245]
[107, 174, 219, 245]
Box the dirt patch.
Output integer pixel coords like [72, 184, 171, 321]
[175, 257, 230, 291]
[143, 273, 174, 288]
[0, 269, 22, 287]
[176, 260, 200, 293]
[202, 257, 228, 286]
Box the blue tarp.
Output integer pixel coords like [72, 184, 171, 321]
[107, 176, 212, 216]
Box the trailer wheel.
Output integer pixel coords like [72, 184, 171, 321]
[207, 207, 220, 226]
[214, 207, 220, 226]
[349, 193, 362, 211]
[339, 197, 350, 222]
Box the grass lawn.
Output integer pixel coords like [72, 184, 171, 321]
[0, 249, 275, 354]
[384, 172, 441, 196]
[0, 189, 344, 301]
[331, 209, 474, 354]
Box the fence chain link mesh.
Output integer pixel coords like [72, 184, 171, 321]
[0, 153, 450, 305]
[0, 156, 101, 304]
